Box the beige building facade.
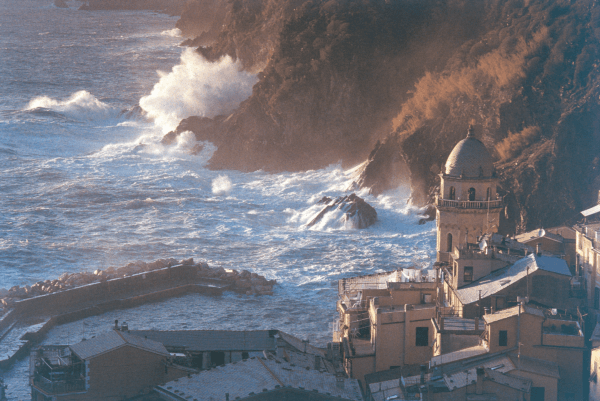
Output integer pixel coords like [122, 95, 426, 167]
[436, 126, 503, 262]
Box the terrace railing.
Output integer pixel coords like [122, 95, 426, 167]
[436, 196, 503, 209]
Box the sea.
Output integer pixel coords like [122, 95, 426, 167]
[0, 1, 436, 398]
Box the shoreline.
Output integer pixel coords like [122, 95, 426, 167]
[0, 261, 276, 370]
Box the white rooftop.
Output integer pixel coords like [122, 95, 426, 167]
[582, 204, 600, 217]
[157, 354, 363, 401]
[455, 254, 571, 305]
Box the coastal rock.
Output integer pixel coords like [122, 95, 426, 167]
[307, 194, 377, 229]
[418, 205, 436, 225]
[166, 0, 600, 231]
[2, 257, 277, 302]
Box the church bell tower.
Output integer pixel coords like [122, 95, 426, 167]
[436, 126, 503, 262]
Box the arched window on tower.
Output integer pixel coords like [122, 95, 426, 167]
[486, 187, 491, 200]
[447, 233, 453, 253]
[468, 188, 476, 201]
[449, 187, 456, 200]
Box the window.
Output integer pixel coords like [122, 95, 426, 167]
[449, 186, 456, 200]
[447, 233, 453, 253]
[416, 327, 429, 346]
[464, 266, 473, 283]
[531, 387, 545, 401]
[486, 187, 491, 200]
[468, 187, 476, 201]
[498, 330, 508, 346]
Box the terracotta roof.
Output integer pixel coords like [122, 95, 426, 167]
[69, 330, 169, 360]
[430, 345, 488, 367]
[157, 354, 363, 401]
[444, 129, 495, 178]
[482, 305, 544, 324]
[514, 229, 564, 244]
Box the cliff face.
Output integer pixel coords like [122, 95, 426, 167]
[358, 0, 600, 232]
[168, 0, 600, 232]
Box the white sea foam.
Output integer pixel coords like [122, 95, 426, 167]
[212, 175, 233, 196]
[161, 28, 181, 37]
[139, 49, 258, 133]
[25, 90, 119, 121]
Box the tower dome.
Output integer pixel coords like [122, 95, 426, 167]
[444, 126, 495, 178]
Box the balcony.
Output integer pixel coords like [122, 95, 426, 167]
[436, 196, 503, 210]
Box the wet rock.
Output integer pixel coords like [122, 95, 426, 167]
[180, 258, 194, 266]
[307, 193, 377, 229]
[418, 205, 436, 225]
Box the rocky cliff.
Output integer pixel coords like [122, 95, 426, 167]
[164, 0, 599, 233]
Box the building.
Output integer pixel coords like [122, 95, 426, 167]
[443, 251, 577, 318]
[590, 323, 600, 400]
[435, 126, 504, 262]
[575, 219, 600, 310]
[155, 350, 363, 401]
[128, 329, 280, 369]
[334, 269, 439, 384]
[429, 303, 586, 401]
[515, 226, 577, 269]
[30, 327, 192, 401]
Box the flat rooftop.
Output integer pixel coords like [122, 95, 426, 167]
[441, 317, 485, 332]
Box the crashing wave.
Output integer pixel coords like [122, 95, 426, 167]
[139, 48, 258, 133]
[25, 90, 120, 121]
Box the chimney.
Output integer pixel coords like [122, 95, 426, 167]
[336, 377, 345, 389]
[476, 367, 484, 394]
[536, 243, 542, 256]
[420, 365, 427, 385]
[114, 319, 119, 330]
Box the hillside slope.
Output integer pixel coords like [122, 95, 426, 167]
[166, 0, 600, 232]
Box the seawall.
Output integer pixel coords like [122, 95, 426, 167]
[0, 262, 275, 369]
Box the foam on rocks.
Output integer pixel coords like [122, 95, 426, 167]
[0, 258, 275, 316]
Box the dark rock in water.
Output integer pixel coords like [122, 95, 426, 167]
[189, 143, 204, 156]
[307, 193, 377, 229]
[418, 205, 436, 225]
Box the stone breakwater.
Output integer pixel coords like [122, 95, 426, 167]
[0, 259, 276, 369]
[0, 258, 275, 315]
